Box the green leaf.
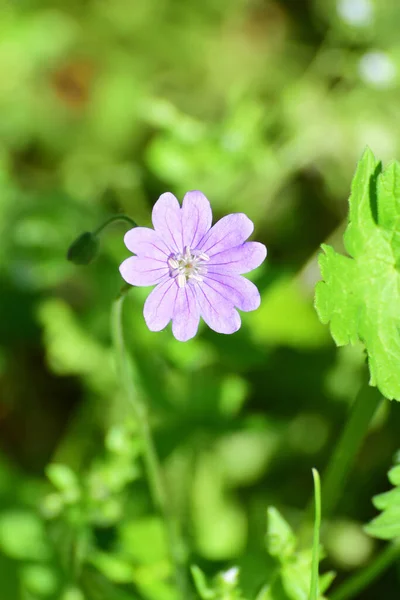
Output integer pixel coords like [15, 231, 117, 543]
[281, 551, 333, 600]
[90, 552, 134, 584]
[315, 147, 400, 400]
[62, 588, 85, 600]
[21, 564, 58, 597]
[266, 507, 296, 561]
[365, 461, 400, 539]
[255, 585, 274, 600]
[319, 572, 336, 595]
[365, 506, 400, 540]
[0, 510, 50, 561]
[282, 555, 312, 600]
[46, 464, 80, 503]
[81, 566, 141, 600]
[388, 464, 400, 486]
[255, 583, 286, 600]
[265, 498, 333, 600]
[372, 487, 400, 511]
[263, 551, 332, 600]
[191, 566, 215, 600]
[191, 565, 246, 600]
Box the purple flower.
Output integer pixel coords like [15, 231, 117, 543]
[119, 191, 267, 342]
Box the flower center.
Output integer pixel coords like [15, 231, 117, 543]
[168, 246, 209, 288]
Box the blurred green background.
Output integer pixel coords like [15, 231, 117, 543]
[1, 0, 400, 598]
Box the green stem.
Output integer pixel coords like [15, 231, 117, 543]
[309, 469, 321, 600]
[322, 381, 382, 517]
[111, 294, 189, 600]
[330, 540, 400, 600]
[93, 214, 137, 235]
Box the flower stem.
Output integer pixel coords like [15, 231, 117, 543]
[322, 380, 382, 517]
[111, 294, 189, 599]
[330, 540, 400, 600]
[93, 214, 137, 235]
[309, 469, 321, 600]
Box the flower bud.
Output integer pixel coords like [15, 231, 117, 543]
[67, 232, 100, 265]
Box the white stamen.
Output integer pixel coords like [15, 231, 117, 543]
[168, 258, 179, 269]
[177, 273, 186, 288]
[168, 248, 210, 288]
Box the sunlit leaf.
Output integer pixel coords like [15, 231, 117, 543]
[316, 148, 400, 400]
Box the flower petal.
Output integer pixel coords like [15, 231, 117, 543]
[172, 284, 200, 341]
[207, 242, 267, 274]
[119, 256, 169, 286]
[152, 192, 183, 253]
[198, 213, 254, 257]
[144, 277, 178, 331]
[182, 191, 212, 250]
[195, 282, 241, 334]
[124, 227, 170, 260]
[204, 273, 261, 312]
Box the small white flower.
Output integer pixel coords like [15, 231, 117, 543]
[221, 566, 239, 585]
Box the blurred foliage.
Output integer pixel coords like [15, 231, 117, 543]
[366, 463, 400, 540]
[2, 0, 400, 599]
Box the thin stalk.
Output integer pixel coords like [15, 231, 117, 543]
[93, 214, 137, 235]
[322, 381, 382, 517]
[111, 294, 189, 599]
[309, 469, 321, 600]
[331, 540, 400, 600]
